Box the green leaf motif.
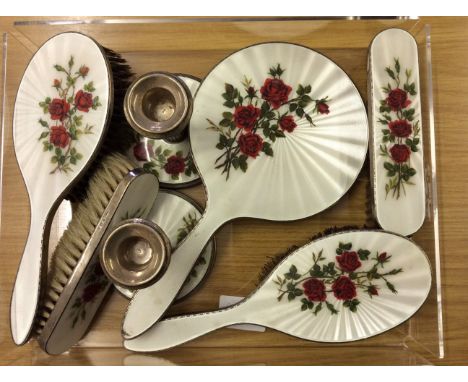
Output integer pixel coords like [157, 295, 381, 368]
[313, 302, 322, 316]
[384, 162, 394, 172]
[386, 281, 398, 294]
[54, 64, 66, 72]
[262, 142, 274, 157]
[325, 301, 338, 315]
[394, 58, 400, 74]
[38, 119, 49, 128]
[38, 131, 49, 141]
[239, 155, 248, 172]
[84, 81, 96, 92]
[385, 67, 396, 80]
[358, 249, 370, 260]
[343, 299, 360, 313]
[285, 264, 300, 280]
[223, 100, 235, 108]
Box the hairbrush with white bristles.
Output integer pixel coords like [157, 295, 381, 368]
[35, 153, 158, 355]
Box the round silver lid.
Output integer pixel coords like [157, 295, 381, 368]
[124, 72, 193, 141]
[100, 218, 171, 289]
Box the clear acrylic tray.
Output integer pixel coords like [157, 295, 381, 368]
[0, 17, 443, 365]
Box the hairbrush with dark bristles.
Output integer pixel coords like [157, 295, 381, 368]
[11, 32, 137, 346]
[125, 228, 431, 352]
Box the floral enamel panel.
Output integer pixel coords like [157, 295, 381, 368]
[208, 64, 331, 180]
[276, 241, 402, 316]
[368, 28, 425, 236]
[38, 56, 102, 174]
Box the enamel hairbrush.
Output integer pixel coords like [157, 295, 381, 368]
[125, 230, 431, 351]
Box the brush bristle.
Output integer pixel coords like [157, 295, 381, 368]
[35, 152, 134, 334]
[66, 46, 138, 203]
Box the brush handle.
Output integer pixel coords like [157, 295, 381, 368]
[123, 206, 225, 339]
[10, 208, 48, 345]
[124, 303, 248, 352]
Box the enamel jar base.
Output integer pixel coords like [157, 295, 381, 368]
[115, 190, 216, 302]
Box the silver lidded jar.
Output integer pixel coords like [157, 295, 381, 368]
[124, 72, 193, 142]
[100, 218, 172, 289]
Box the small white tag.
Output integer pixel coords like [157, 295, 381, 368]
[218, 295, 266, 332]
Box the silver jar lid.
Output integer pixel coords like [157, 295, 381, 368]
[124, 72, 193, 141]
[100, 218, 171, 289]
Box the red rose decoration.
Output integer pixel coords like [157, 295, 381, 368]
[247, 86, 256, 98]
[386, 88, 411, 111]
[82, 283, 104, 303]
[48, 98, 70, 121]
[389, 119, 412, 138]
[74, 90, 94, 112]
[317, 101, 330, 115]
[238, 132, 263, 158]
[279, 115, 297, 133]
[368, 286, 379, 296]
[50, 125, 70, 148]
[164, 155, 185, 175]
[303, 278, 327, 302]
[79, 65, 89, 77]
[133, 142, 153, 162]
[53, 79, 61, 88]
[233, 105, 261, 131]
[390, 144, 411, 163]
[260, 78, 292, 109]
[332, 276, 356, 301]
[336, 251, 361, 273]
[378, 252, 388, 263]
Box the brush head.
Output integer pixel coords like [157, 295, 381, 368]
[35, 152, 160, 355]
[36, 153, 134, 333]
